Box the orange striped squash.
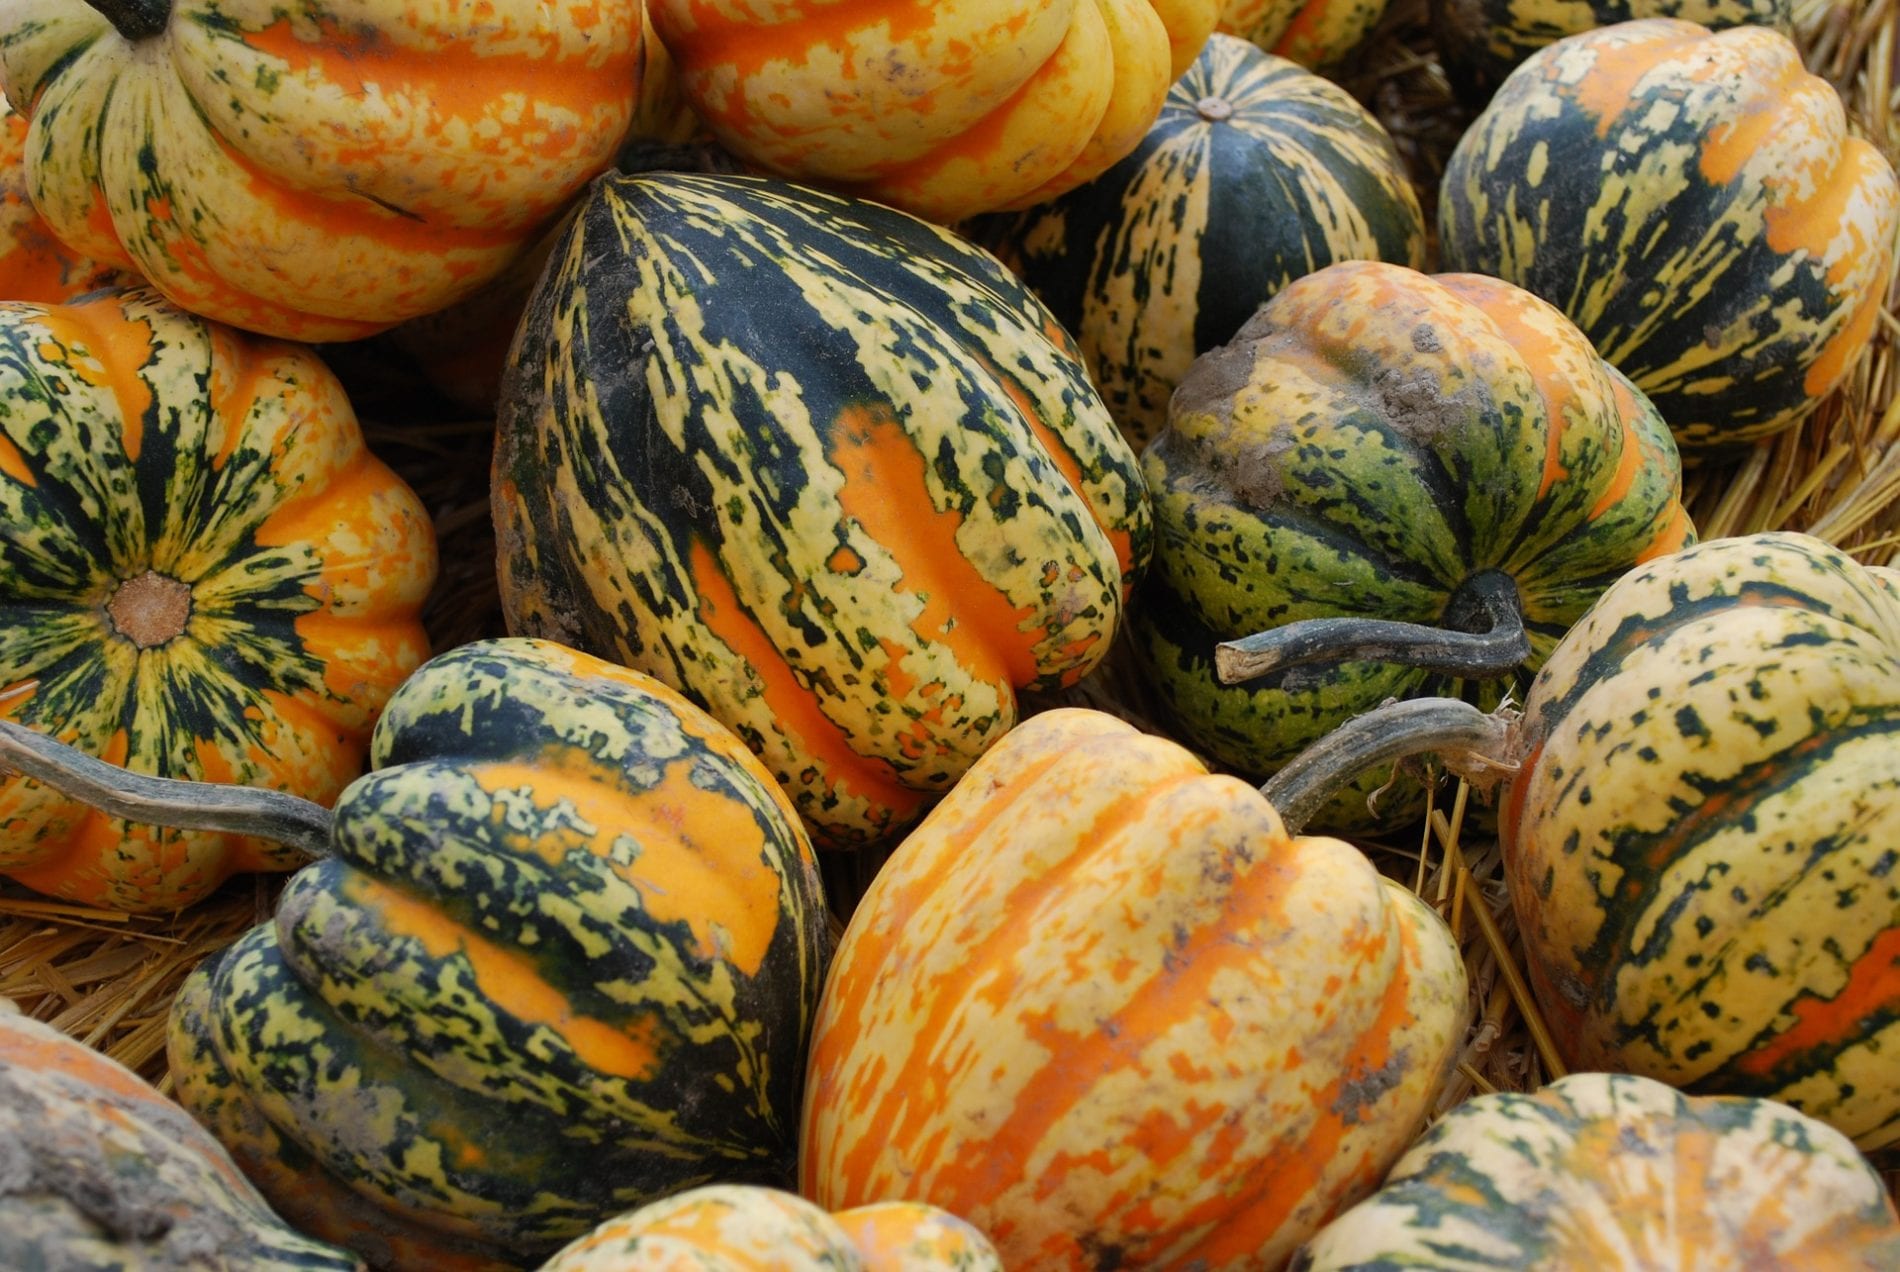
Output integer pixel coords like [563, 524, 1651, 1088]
[0, 94, 121, 302]
[800, 707, 1469, 1269]
[645, 0, 1221, 224]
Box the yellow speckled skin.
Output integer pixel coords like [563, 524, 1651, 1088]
[1503, 533, 1900, 1151]
[1293, 1073, 1900, 1270]
[1218, 0, 1389, 68]
[0, 0, 643, 340]
[0, 93, 121, 302]
[645, 1, 1220, 223]
[801, 707, 1469, 1270]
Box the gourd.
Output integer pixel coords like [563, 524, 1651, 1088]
[801, 706, 1470, 1269]
[1292, 1072, 1900, 1270]
[0, 998, 366, 1270]
[974, 34, 1426, 447]
[644, 0, 1221, 223]
[538, 1187, 1001, 1271]
[1, 637, 833, 1269]
[0, 287, 435, 912]
[1136, 260, 1691, 832]
[1219, 0, 1390, 69]
[1, 94, 121, 302]
[0, 0, 645, 340]
[495, 171, 1150, 849]
[1439, 20, 1900, 451]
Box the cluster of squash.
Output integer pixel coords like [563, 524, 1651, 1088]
[2, 0, 1898, 1268]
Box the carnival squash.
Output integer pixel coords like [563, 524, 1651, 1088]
[1292, 1072, 1900, 1269]
[1439, 20, 1900, 450]
[644, 0, 1220, 223]
[0, 0, 644, 341]
[494, 172, 1150, 848]
[800, 706, 1469, 1270]
[538, 1187, 1001, 1271]
[0, 287, 434, 912]
[0, 999, 366, 1271]
[1219, 0, 1389, 68]
[1136, 260, 1691, 832]
[974, 34, 1425, 447]
[1, 93, 121, 303]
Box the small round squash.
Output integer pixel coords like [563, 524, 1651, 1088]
[1218, 0, 1390, 68]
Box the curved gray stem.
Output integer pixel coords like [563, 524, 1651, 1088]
[0, 719, 332, 857]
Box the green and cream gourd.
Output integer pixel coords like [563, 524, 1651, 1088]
[494, 172, 1150, 849]
[974, 33, 1425, 448]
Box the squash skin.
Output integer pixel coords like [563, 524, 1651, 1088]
[1, 95, 120, 302]
[1292, 1072, 1900, 1270]
[1439, 20, 1900, 451]
[1218, 0, 1390, 69]
[644, 0, 1220, 224]
[0, 287, 435, 912]
[1503, 532, 1900, 1152]
[974, 34, 1426, 448]
[1135, 261, 1692, 831]
[0, 1001, 365, 1271]
[0, 0, 643, 341]
[494, 172, 1150, 849]
[167, 638, 834, 1271]
[800, 707, 1470, 1270]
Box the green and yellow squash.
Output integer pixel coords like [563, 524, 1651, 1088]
[1439, 20, 1900, 451]
[1218, 0, 1390, 68]
[1293, 1072, 1900, 1269]
[1136, 260, 1692, 831]
[801, 706, 1469, 1269]
[1, 93, 121, 302]
[0, 287, 434, 912]
[494, 172, 1150, 849]
[0, 999, 365, 1270]
[974, 33, 1425, 448]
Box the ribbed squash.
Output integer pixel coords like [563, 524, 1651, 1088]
[0, 0, 643, 341]
[1430, 0, 1791, 100]
[645, 0, 1220, 224]
[0, 287, 434, 912]
[494, 172, 1150, 849]
[1439, 20, 1900, 451]
[801, 706, 1469, 1270]
[147, 638, 832, 1270]
[1502, 532, 1900, 1152]
[1218, 0, 1390, 68]
[0, 999, 364, 1271]
[538, 1187, 1001, 1271]
[1293, 1072, 1900, 1270]
[1135, 261, 1692, 832]
[974, 34, 1425, 448]
[1, 94, 120, 302]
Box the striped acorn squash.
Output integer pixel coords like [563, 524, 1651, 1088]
[494, 172, 1150, 849]
[0, 0, 643, 341]
[1, 93, 121, 302]
[0, 287, 435, 913]
[1502, 532, 1900, 1151]
[1439, 20, 1900, 452]
[0, 999, 365, 1271]
[800, 706, 1469, 1270]
[1429, 0, 1792, 102]
[539, 1187, 1002, 1271]
[644, 0, 1221, 224]
[1219, 0, 1390, 68]
[1292, 1072, 1900, 1270]
[1135, 260, 1692, 832]
[973, 33, 1426, 448]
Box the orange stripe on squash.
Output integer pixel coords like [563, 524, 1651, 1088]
[1733, 924, 1900, 1084]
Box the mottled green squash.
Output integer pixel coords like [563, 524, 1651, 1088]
[1219, 0, 1389, 68]
[494, 172, 1150, 849]
[973, 34, 1424, 448]
[1440, 20, 1900, 451]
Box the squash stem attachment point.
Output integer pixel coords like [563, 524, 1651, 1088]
[86, 0, 172, 41]
[0, 719, 333, 857]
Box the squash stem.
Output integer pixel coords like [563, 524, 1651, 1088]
[0, 720, 332, 856]
[1215, 569, 1530, 685]
[1261, 698, 1516, 836]
[86, 0, 172, 40]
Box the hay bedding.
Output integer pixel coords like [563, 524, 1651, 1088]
[2, 0, 1894, 1200]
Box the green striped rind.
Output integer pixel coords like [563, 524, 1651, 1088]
[1439, 20, 1900, 451]
[1503, 533, 1900, 1151]
[1219, 0, 1389, 69]
[494, 172, 1149, 848]
[1429, 0, 1791, 99]
[1291, 1072, 1900, 1269]
[0, 1006, 364, 1271]
[1135, 262, 1692, 831]
[972, 34, 1424, 448]
[169, 638, 832, 1268]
